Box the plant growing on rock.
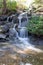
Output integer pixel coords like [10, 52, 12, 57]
[27, 16, 43, 35]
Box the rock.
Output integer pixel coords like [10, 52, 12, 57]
[0, 51, 6, 57]
[1, 21, 14, 33]
[21, 17, 27, 22]
[0, 21, 6, 25]
[9, 28, 18, 39]
[0, 34, 6, 39]
[20, 62, 32, 65]
[25, 63, 32, 65]
[0, 26, 3, 32]
[2, 24, 9, 33]
[6, 22, 14, 28]
[0, 15, 19, 40]
[7, 16, 13, 22]
[20, 62, 25, 65]
[12, 16, 19, 24]
[0, 15, 7, 21]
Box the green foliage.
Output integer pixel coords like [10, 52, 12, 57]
[0, 0, 17, 10]
[27, 16, 43, 35]
[0, 0, 3, 8]
[0, 0, 17, 15]
[7, 1, 17, 10]
[34, 0, 42, 4]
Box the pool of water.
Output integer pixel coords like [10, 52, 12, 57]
[0, 36, 43, 65]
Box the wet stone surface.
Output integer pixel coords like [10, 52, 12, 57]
[0, 41, 43, 65]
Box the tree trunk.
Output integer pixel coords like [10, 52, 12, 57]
[2, 0, 7, 14]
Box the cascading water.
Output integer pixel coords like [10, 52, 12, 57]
[19, 27, 28, 38]
[9, 12, 43, 52]
[17, 12, 43, 52]
[9, 24, 19, 39]
[18, 15, 22, 28]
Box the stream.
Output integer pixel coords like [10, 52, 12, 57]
[0, 12, 43, 65]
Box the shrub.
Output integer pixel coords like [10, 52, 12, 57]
[7, 1, 17, 11]
[27, 16, 43, 35]
[0, 0, 3, 8]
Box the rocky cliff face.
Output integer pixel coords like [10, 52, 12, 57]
[0, 15, 19, 40]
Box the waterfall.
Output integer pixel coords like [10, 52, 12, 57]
[9, 24, 19, 39]
[13, 24, 19, 38]
[10, 12, 43, 53]
[18, 12, 28, 27]
[19, 27, 28, 38]
[18, 15, 22, 28]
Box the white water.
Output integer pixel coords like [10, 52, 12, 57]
[12, 12, 43, 53]
[18, 12, 43, 52]
[18, 37, 43, 52]
[19, 27, 28, 38]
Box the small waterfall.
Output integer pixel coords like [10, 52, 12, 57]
[18, 12, 43, 52]
[18, 12, 28, 38]
[13, 24, 19, 38]
[18, 15, 22, 28]
[10, 12, 43, 53]
[19, 27, 28, 38]
[17, 12, 32, 49]
[18, 12, 28, 27]
[7, 17, 9, 22]
[9, 24, 19, 39]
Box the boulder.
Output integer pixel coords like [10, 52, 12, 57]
[0, 34, 6, 39]
[9, 27, 18, 39]
[0, 21, 6, 25]
[21, 17, 27, 22]
[2, 24, 9, 33]
[1, 21, 14, 33]
[0, 15, 7, 21]
[12, 16, 19, 24]
[7, 16, 13, 22]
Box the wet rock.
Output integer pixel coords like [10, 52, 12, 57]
[20, 62, 25, 65]
[0, 15, 7, 21]
[0, 34, 6, 39]
[9, 28, 18, 39]
[25, 63, 32, 65]
[0, 51, 5, 57]
[12, 16, 19, 24]
[0, 21, 6, 25]
[6, 22, 14, 28]
[21, 17, 27, 22]
[1, 22, 14, 33]
[20, 62, 32, 65]
[0, 15, 14, 41]
[7, 16, 13, 22]
[2, 24, 9, 33]
[19, 54, 27, 58]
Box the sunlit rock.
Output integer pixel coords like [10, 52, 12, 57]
[25, 63, 32, 65]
